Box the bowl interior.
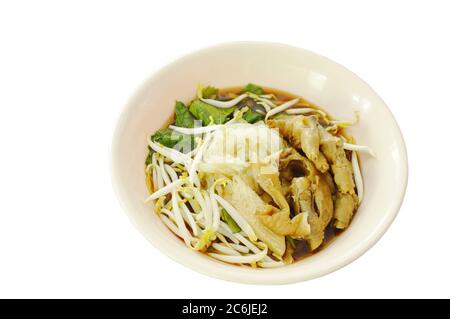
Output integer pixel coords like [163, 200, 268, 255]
[111, 42, 407, 284]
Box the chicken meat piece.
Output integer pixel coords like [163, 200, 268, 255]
[323, 171, 336, 195]
[267, 115, 329, 172]
[290, 177, 323, 249]
[254, 170, 289, 211]
[334, 192, 358, 229]
[319, 126, 356, 195]
[255, 168, 311, 239]
[259, 205, 311, 239]
[313, 174, 334, 228]
[222, 175, 286, 256]
[278, 146, 333, 241]
[279, 147, 317, 183]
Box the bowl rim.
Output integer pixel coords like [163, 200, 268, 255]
[110, 41, 408, 285]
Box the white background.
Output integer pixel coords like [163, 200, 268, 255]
[0, 0, 448, 298]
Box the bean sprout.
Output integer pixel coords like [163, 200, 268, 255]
[145, 85, 373, 268]
[160, 215, 182, 238]
[286, 107, 327, 117]
[145, 179, 185, 202]
[148, 139, 192, 165]
[213, 194, 257, 242]
[212, 243, 241, 256]
[352, 151, 364, 203]
[265, 98, 300, 120]
[201, 93, 248, 108]
[343, 142, 376, 157]
[208, 246, 267, 264]
[168, 124, 224, 135]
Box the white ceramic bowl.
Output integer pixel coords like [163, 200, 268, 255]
[111, 42, 408, 284]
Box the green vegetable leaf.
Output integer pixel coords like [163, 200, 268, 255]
[236, 97, 264, 123]
[151, 128, 195, 153]
[221, 209, 241, 233]
[151, 128, 182, 148]
[242, 83, 264, 95]
[243, 109, 264, 123]
[145, 145, 153, 165]
[189, 100, 235, 125]
[202, 86, 219, 99]
[175, 101, 196, 128]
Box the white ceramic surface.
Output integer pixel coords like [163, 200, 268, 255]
[111, 42, 408, 284]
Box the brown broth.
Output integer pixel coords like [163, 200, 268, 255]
[290, 224, 344, 261]
[218, 86, 330, 115]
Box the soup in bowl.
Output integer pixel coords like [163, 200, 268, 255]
[111, 42, 407, 284]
